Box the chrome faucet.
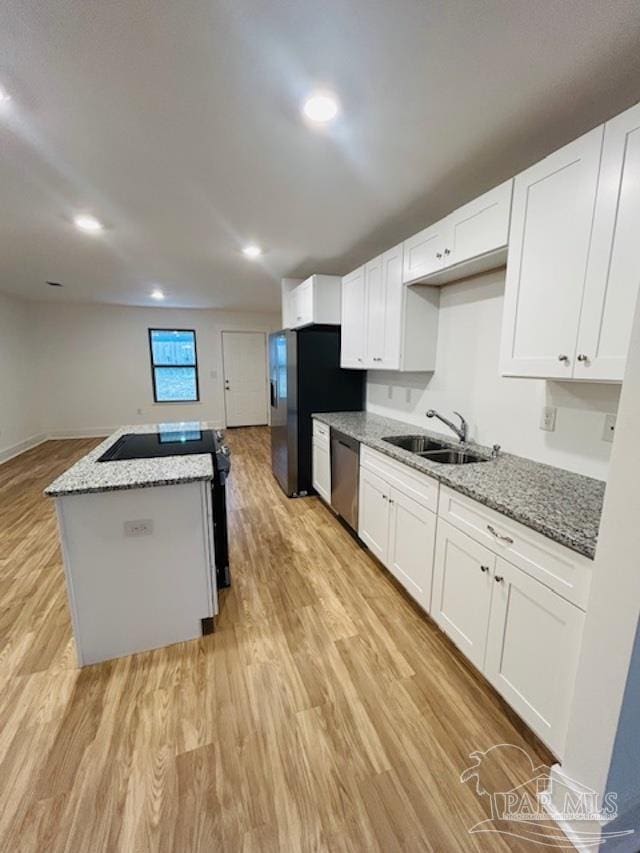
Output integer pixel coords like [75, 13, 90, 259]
[426, 409, 468, 443]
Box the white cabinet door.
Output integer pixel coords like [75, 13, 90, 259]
[292, 278, 313, 328]
[447, 180, 512, 267]
[485, 558, 585, 757]
[364, 256, 385, 368]
[340, 266, 367, 368]
[576, 102, 640, 381]
[402, 220, 448, 283]
[312, 439, 331, 504]
[387, 486, 436, 611]
[432, 519, 495, 670]
[380, 245, 403, 370]
[500, 126, 604, 378]
[358, 467, 391, 564]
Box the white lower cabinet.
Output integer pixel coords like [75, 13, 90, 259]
[432, 508, 587, 758]
[358, 466, 391, 563]
[484, 557, 585, 757]
[387, 486, 436, 611]
[358, 452, 436, 611]
[432, 519, 495, 670]
[311, 419, 331, 503]
[312, 439, 331, 503]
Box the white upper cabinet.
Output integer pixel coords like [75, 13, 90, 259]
[283, 275, 341, 329]
[341, 244, 438, 371]
[340, 266, 367, 367]
[575, 102, 640, 381]
[402, 220, 448, 283]
[402, 181, 513, 286]
[500, 127, 604, 378]
[501, 102, 640, 382]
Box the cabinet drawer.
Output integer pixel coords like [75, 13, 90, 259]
[361, 446, 439, 514]
[312, 419, 330, 443]
[438, 486, 591, 610]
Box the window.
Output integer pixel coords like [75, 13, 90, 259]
[149, 329, 199, 402]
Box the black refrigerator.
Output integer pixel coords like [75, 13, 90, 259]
[269, 325, 364, 497]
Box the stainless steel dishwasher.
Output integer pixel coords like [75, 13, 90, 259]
[330, 429, 360, 531]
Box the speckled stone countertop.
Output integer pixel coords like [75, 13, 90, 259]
[44, 422, 215, 497]
[313, 411, 605, 560]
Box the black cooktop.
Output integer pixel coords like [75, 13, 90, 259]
[98, 428, 217, 462]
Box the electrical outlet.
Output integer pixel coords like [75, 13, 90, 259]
[540, 405, 557, 432]
[602, 413, 616, 443]
[124, 519, 154, 537]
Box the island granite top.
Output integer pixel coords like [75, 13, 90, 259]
[313, 411, 605, 560]
[44, 422, 215, 498]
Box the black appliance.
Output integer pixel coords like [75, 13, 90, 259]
[269, 325, 364, 497]
[98, 426, 231, 588]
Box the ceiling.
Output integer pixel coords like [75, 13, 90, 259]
[2, 0, 640, 312]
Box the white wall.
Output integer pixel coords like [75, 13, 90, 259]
[0, 292, 44, 460]
[366, 269, 619, 479]
[32, 302, 280, 436]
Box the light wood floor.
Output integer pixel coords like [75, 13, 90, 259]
[0, 429, 560, 852]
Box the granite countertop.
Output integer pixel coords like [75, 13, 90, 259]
[44, 422, 215, 497]
[313, 411, 605, 560]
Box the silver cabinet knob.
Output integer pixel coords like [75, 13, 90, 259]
[436, 252, 443, 259]
[558, 354, 569, 363]
[577, 354, 589, 362]
[444, 248, 451, 255]
[494, 575, 504, 584]
[480, 565, 490, 573]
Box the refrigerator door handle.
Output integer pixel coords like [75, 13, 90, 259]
[270, 379, 277, 408]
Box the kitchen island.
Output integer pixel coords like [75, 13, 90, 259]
[45, 423, 219, 666]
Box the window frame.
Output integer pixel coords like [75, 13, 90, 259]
[148, 328, 200, 404]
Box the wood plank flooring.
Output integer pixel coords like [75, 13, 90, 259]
[0, 429, 561, 851]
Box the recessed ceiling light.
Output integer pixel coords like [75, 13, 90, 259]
[302, 92, 339, 124]
[242, 244, 262, 259]
[150, 289, 165, 300]
[74, 214, 104, 234]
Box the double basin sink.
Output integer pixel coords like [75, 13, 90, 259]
[382, 435, 488, 465]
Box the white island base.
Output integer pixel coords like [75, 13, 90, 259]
[54, 481, 218, 666]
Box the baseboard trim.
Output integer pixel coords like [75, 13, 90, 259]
[47, 428, 113, 440]
[0, 433, 48, 465]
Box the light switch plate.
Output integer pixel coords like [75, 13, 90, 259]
[124, 519, 154, 537]
[602, 413, 616, 443]
[540, 405, 557, 432]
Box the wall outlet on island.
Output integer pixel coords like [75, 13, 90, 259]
[602, 413, 616, 443]
[124, 519, 154, 537]
[540, 405, 557, 432]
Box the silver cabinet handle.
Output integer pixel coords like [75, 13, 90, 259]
[436, 252, 443, 259]
[487, 524, 514, 545]
[388, 498, 394, 505]
[577, 354, 589, 362]
[382, 494, 388, 501]
[494, 575, 504, 584]
[558, 354, 569, 363]
[373, 357, 382, 362]
[480, 565, 490, 573]
[444, 248, 451, 255]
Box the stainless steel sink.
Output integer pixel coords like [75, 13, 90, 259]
[418, 448, 488, 465]
[382, 435, 450, 453]
[382, 434, 489, 464]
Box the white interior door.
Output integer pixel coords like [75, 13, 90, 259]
[222, 331, 268, 427]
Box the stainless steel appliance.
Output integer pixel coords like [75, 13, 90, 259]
[269, 326, 364, 498]
[98, 425, 231, 588]
[330, 429, 360, 531]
